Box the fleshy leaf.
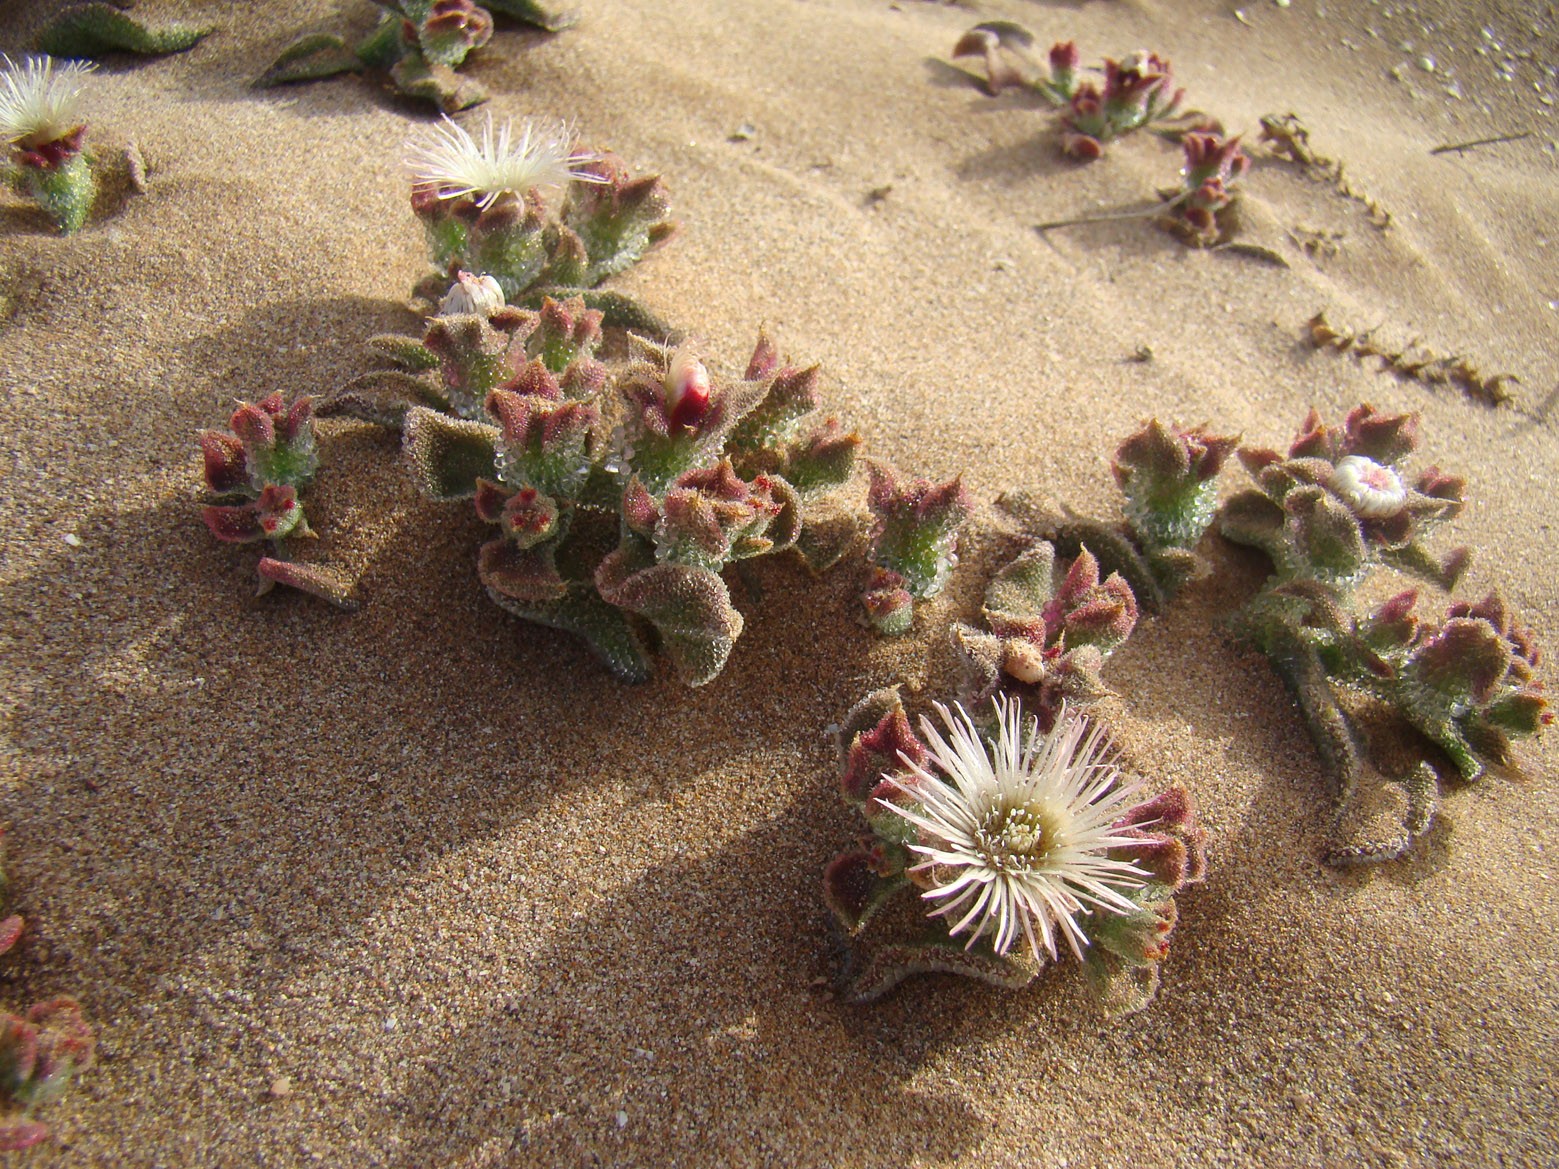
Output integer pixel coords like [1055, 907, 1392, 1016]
[255, 33, 362, 86]
[484, 0, 580, 32]
[403, 407, 499, 500]
[256, 557, 359, 611]
[390, 51, 488, 112]
[38, 3, 214, 57]
[823, 851, 909, 934]
[839, 938, 1041, 1003]
[595, 554, 743, 687]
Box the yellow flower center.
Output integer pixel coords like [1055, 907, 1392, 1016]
[975, 801, 1064, 873]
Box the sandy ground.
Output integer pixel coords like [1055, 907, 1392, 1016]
[1, 0, 1556, 1165]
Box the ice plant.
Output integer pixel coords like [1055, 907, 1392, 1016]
[1158, 131, 1249, 247]
[326, 313, 859, 685]
[1060, 51, 1185, 160]
[953, 543, 1138, 732]
[257, 0, 575, 112]
[825, 689, 1205, 1014]
[405, 117, 675, 318]
[882, 698, 1148, 963]
[1218, 406, 1549, 863]
[997, 418, 1237, 617]
[197, 393, 356, 609]
[0, 55, 97, 233]
[861, 462, 973, 635]
[951, 27, 1197, 159]
[0, 836, 94, 1151]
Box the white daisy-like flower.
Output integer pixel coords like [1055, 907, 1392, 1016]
[404, 113, 604, 208]
[878, 696, 1148, 963]
[1330, 454, 1406, 518]
[0, 54, 94, 146]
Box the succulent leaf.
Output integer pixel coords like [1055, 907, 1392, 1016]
[37, 2, 214, 57]
[255, 33, 362, 86]
[403, 407, 499, 500]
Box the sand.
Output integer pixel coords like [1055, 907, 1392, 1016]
[1, 0, 1556, 1164]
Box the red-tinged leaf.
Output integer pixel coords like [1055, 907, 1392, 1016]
[202, 502, 267, 543]
[477, 539, 567, 604]
[0, 1120, 50, 1151]
[229, 400, 275, 448]
[823, 850, 906, 934]
[256, 558, 359, 611]
[841, 706, 928, 804]
[745, 327, 779, 381]
[473, 478, 512, 524]
[199, 430, 249, 495]
[279, 395, 316, 443]
[0, 915, 22, 957]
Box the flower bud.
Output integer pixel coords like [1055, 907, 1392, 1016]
[664, 343, 711, 429]
[438, 270, 505, 317]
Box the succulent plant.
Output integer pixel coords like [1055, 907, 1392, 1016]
[1220, 406, 1549, 862]
[1000, 418, 1238, 614]
[0, 836, 94, 1151]
[256, 0, 574, 111]
[329, 300, 858, 684]
[0, 1000, 95, 1150]
[947, 419, 1235, 731]
[1158, 131, 1249, 247]
[405, 116, 676, 325]
[953, 542, 1138, 733]
[825, 689, 1205, 1016]
[860, 462, 973, 636]
[198, 393, 357, 609]
[951, 27, 1195, 159]
[1, 55, 98, 234]
[1223, 404, 1467, 595]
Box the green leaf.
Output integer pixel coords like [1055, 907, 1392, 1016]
[37, 3, 214, 57]
[255, 34, 362, 87]
[596, 554, 743, 686]
[317, 370, 449, 430]
[484, 576, 654, 684]
[484, 0, 580, 33]
[367, 334, 439, 371]
[390, 51, 488, 113]
[403, 407, 498, 500]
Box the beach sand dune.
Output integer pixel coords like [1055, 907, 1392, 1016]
[1, 1, 1555, 1164]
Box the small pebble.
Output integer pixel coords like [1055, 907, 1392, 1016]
[614, 1110, 629, 1129]
[268, 1076, 293, 1099]
[1417, 55, 1436, 73]
[63, 533, 82, 547]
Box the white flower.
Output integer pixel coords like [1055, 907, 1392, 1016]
[1331, 454, 1406, 518]
[438, 270, 505, 317]
[879, 696, 1148, 963]
[0, 55, 94, 146]
[405, 114, 603, 208]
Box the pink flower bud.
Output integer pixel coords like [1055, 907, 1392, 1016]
[664, 343, 711, 429]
